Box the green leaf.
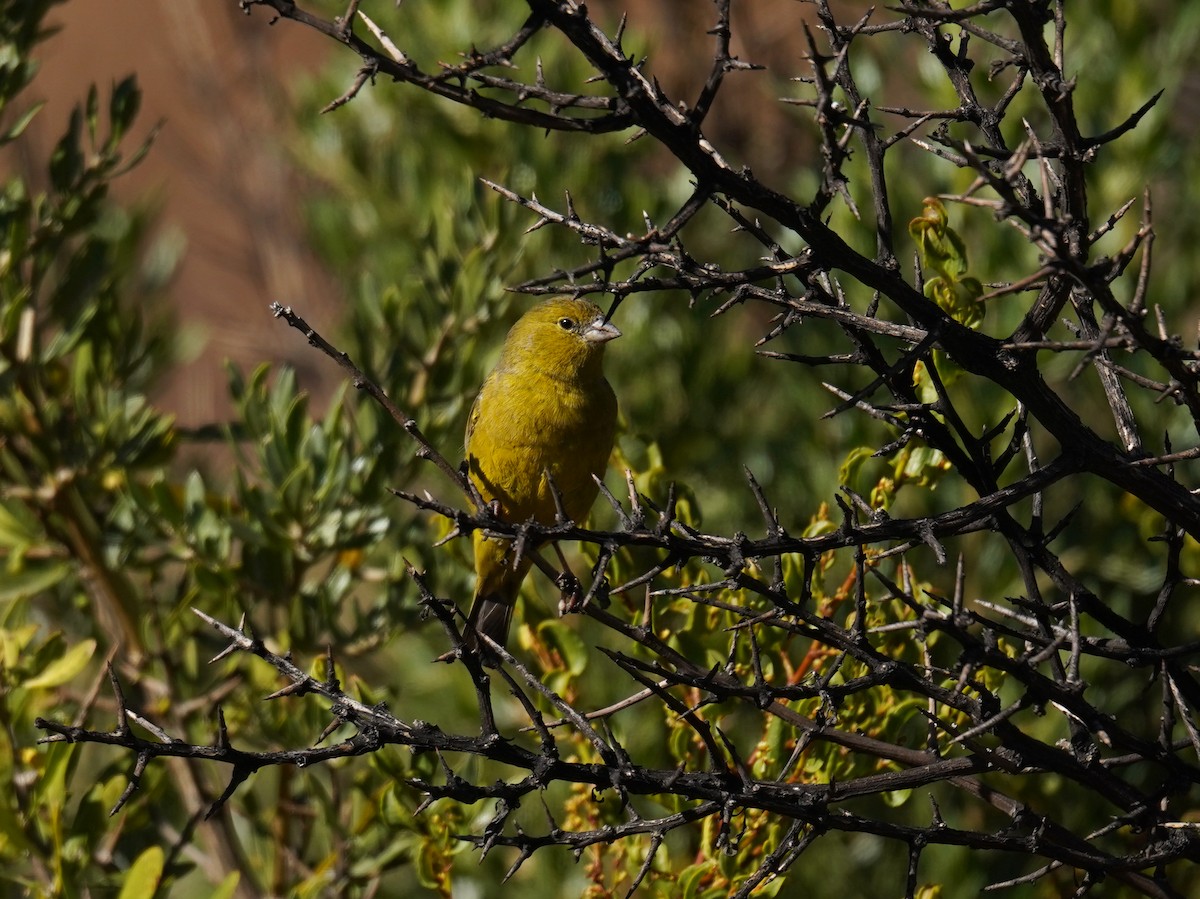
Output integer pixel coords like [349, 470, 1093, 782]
[85, 83, 99, 143]
[183, 469, 206, 516]
[0, 562, 71, 603]
[49, 106, 84, 192]
[1, 101, 44, 143]
[882, 787, 913, 808]
[24, 638, 96, 688]
[33, 741, 75, 810]
[98, 775, 126, 814]
[0, 499, 44, 547]
[117, 845, 164, 899]
[108, 75, 141, 145]
[415, 840, 442, 890]
[0, 788, 35, 855]
[381, 785, 408, 828]
[910, 197, 968, 281]
[679, 860, 718, 899]
[535, 619, 589, 675]
[210, 873, 241, 899]
[910, 197, 984, 329]
[837, 446, 875, 488]
[744, 875, 785, 897]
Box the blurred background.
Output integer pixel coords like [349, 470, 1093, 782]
[17, 0, 1200, 518]
[17, 0, 833, 425]
[13, 0, 341, 428]
[18, 0, 1200, 480]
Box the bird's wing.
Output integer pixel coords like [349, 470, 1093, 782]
[464, 378, 487, 448]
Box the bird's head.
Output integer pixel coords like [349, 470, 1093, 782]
[501, 298, 621, 380]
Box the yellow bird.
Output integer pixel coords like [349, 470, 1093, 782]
[463, 298, 621, 655]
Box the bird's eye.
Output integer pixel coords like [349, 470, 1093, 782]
[558, 318, 575, 330]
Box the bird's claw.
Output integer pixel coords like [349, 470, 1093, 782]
[557, 573, 611, 615]
[556, 572, 583, 615]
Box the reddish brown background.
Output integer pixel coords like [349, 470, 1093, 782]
[16, 1, 343, 427]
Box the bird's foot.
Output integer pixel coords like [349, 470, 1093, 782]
[556, 571, 583, 615]
[557, 573, 610, 615]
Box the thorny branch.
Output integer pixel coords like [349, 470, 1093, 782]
[42, 0, 1200, 895]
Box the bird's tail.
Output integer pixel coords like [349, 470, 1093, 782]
[459, 533, 532, 661]
[464, 589, 516, 658]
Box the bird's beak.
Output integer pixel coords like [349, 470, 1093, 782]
[582, 316, 621, 344]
